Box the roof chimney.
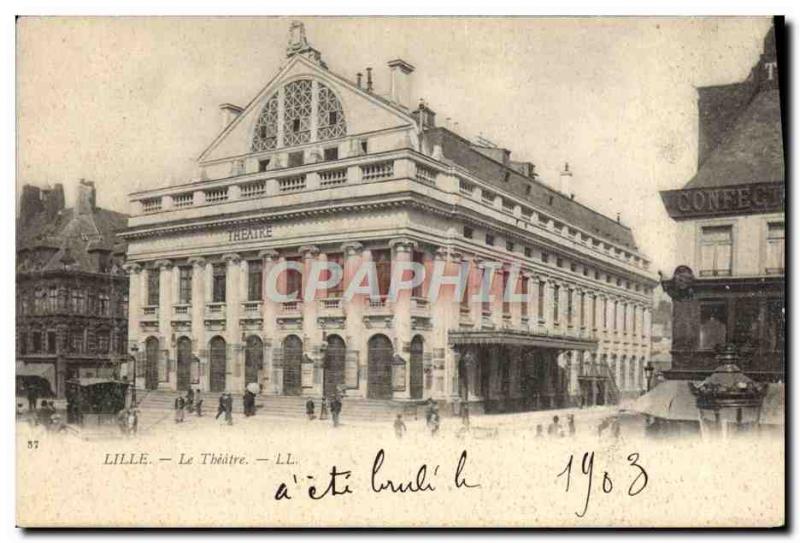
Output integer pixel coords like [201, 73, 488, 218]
[387, 59, 415, 109]
[76, 179, 96, 215]
[219, 103, 243, 131]
[559, 162, 573, 197]
[412, 99, 436, 130]
[356, 72, 363, 89]
[366, 67, 374, 92]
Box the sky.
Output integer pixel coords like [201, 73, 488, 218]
[16, 16, 774, 275]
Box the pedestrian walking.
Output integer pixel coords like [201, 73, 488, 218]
[429, 409, 440, 436]
[224, 392, 234, 425]
[215, 393, 226, 419]
[567, 414, 576, 436]
[425, 398, 436, 425]
[174, 395, 185, 423]
[127, 408, 138, 436]
[535, 424, 544, 437]
[460, 402, 470, 430]
[319, 397, 329, 420]
[330, 395, 342, 427]
[547, 415, 562, 437]
[195, 398, 203, 417]
[394, 413, 407, 438]
[186, 388, 195, 414]
[305, 398, 316, 420]
[26, 386, 38, 412]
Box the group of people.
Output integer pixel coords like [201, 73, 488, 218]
[19, 399, 66, 432]
[215, 392, 234, 425]
[174, 388, 204, 423]
[535, 414, 577, 438]
[305, 395, 343, 427]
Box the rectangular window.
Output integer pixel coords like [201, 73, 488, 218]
[284, 257, 303, 300]
[553, 285, 560, 323]
[591, 295, 597, 328]
[212, 264, 226, 303]
[258, 158, 271, 172]
[623, 303, 628, 332]
[374, 250, 392, 298]
[537, 281, 545, 320]
[179, 266, 193, 304]
[323, 147, 339, 161]
[31, 331, 42, 353]
[288, 151, 304, 168]
[463, 226, 473, 239]
[147, 269, 160, 306]
[485, 234, 495, 246]
[613, 301, 619, 331]
[481, 268, 491, 315]
[766, 222, 784, 274]
[699, 301, 727, 350]
[48, 287, 57, 312]
[248, 260, 263, 301]
[412, 251, 425, 298]
[327, 253, 344, 298]
[505, 241, 514, 252]
[580, 292, 586, 327]
[502, 270, 510, 315]
[699, 225, 733, 276]
[47, 331, 57, 354]
[765, 298, 785, 352]
[603, 297, 608, 329]
[98, 293, 109, 316]
[360, 139, 369, 154]
[96, 330, 110, 354]
[524, 247, 532, 258]
[567, 289, 573, 325]
[521, 276, 529, 317]
[19, 332, 27, 355]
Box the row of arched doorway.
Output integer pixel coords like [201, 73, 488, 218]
[141, 334, 425, 398]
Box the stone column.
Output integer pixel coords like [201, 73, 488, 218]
[123, 263, 142, 386]
[300, 245, 321, 396]
[188, 257, 207, 390]
[389, 238, 416, 399]
[342, 241, 365, 398]
[223, 253, 242, 392]
[259, 249, 280, 394]
[155, 259, 174, 389]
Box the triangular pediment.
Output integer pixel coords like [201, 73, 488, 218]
[198, 55, 416, 164]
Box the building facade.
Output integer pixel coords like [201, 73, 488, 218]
[16, 180, 130, 397]
[123, 23, 657, 412]
[660, 24, 785, 382]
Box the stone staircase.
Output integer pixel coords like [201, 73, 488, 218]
[132, 390, 427, 422]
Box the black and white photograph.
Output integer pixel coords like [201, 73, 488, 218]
[11, 13, 786, 528]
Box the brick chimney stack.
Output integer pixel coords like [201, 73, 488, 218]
[559, 162, 573, 197]
[387, 59, 415, 109]
[76, 179, 97, 215]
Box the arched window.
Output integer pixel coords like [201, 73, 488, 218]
[317, 82, 346, 140]
[283, 79, 313, 146]
[252, 93, 279, 152]
[251, 79, 346, 152]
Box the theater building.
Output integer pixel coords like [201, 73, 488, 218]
[122, 23, 657, 412]
[660, 24, 785, 382]
[16, 180, 130, 397]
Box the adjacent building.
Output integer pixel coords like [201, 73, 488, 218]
[660, 24, 785, 382]
[16, 180, 130, 397]
[122, 22, 657, 413]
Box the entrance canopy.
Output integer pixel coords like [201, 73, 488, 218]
[449, 329, 597, 351]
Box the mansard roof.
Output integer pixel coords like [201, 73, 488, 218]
[421, 126, 640, 251]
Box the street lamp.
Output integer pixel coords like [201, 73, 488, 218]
[644, 362, 655, 392]
[129, 344, 139, 405]
[689, 344, 767, 439]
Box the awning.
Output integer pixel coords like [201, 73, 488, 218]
[449, 329, 597, 351]
[621, 380, 700, 421]
[16, 361, 53, 378]
[66, 378, 130, 388]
